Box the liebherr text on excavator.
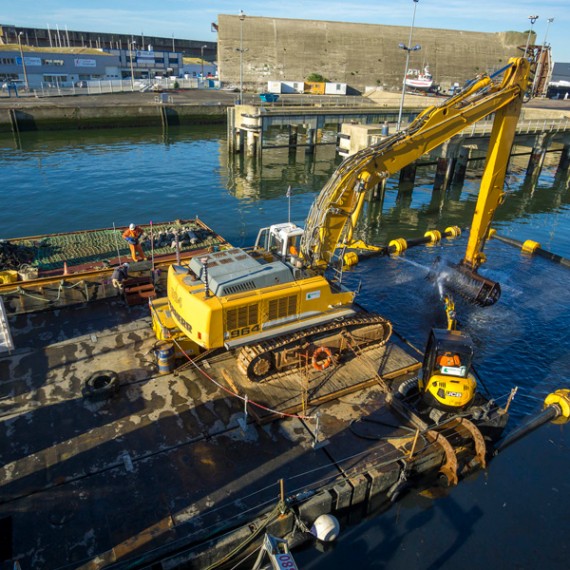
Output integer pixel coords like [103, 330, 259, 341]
[151, 57, 530, 390]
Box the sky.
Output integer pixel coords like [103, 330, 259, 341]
[3, 1, 569, 63]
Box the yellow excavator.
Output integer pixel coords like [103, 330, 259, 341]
[152, 57, 531, 399]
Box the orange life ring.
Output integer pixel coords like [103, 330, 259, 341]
[312, 346, 333, 371]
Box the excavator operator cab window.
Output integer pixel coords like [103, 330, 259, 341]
[436, 351, 467, 377]
[423, 329, 474, 380]
[288, 236, 300, 258]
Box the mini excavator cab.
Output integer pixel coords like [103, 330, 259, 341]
[419, 328, 477, 411]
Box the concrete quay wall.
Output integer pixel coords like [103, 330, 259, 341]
[218, 15, 529, 94]
[0, 101, 227, 133]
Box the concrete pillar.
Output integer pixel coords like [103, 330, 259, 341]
[371, 178, 387, 203]
[556, 144, 570, 174]
[370, 178, 388, 207]
[256, 131, 263, 160]
[306, 127, 316, 155]
[227, 108, 234, 153]
[433, 157, 448, 191]
[444, 157, 457, 190]
[526, 133, 548, 178]
[452, 147, 470, 186]
[288, 125, 298, 149]
[246, 130, 256, 157]
[237, 128, 245, 154]
[399, 163, 417, 186]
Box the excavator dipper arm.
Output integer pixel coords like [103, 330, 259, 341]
[300, 58, 531, 275]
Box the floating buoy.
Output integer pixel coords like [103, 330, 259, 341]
[310, 514, 340, 542]
[311, 346, 333, 371]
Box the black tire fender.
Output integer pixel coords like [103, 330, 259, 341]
[83, 370, 120, 401]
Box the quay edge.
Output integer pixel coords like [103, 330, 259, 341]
[0, 101, 228, 132]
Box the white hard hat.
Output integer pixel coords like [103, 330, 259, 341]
[129, 223, 135, 230]
[123, 262, 130, 267]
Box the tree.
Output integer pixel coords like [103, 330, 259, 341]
[306, 73, 327, 83]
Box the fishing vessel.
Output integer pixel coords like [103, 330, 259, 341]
[405, 66, 435, 91]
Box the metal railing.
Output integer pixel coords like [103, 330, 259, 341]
[3, 77, 222, 99]
[466, 116, 570, 136]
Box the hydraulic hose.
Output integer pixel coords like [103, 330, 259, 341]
[493, 405, 558, 455]
[489, 231, 570, 268]
[494, 389, 570, 456]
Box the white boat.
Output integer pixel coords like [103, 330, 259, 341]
[405, 66, 434, 91]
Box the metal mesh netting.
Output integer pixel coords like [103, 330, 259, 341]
[4, 221, 223, 271]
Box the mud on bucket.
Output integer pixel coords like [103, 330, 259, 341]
[155, 341, 175, 374]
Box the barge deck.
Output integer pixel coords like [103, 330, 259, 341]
[0, 293, 488, 569]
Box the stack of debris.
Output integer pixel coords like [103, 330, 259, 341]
[0, 240, 36, 270]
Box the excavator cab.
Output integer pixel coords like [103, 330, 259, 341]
[254, 223, 304, 263]
[419, 328, 477, 411]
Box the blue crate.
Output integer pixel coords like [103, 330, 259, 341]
[259, 93, 279, 103]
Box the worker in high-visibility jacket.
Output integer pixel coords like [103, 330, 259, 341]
[122, 223, 147, 262]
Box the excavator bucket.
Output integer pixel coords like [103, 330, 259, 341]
[451, 265, 501, 307]
[430, 258, 501, 307]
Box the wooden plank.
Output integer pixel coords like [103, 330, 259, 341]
[205, 342, 420, 424]
[253, 361, 421, 424]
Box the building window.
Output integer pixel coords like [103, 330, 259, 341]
[1, 58, 16, 65]
[42, 59, 64, 66]
[43, 75, 68, 85]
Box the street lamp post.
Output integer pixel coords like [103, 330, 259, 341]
[128, 41, 136, 90]
[201, 44, 207, 78]
[524, 15, 539, 58]
[17, 32, 29, 91]
[239, 10, 246, 104]
[397, 0, 421, 131]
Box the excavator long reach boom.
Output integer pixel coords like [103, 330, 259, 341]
[301, 58, 531, 296]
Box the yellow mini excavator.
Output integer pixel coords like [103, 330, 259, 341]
[152, 57, 531, 388]
[418, 295, 478, 411]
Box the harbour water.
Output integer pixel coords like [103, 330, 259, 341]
[1, 124, 569, 569]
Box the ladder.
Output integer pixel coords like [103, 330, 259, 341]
[251, 534, 299, 570]
[0, 297, 14, 354]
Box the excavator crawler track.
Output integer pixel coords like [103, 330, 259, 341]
[237, 312, 392, 382]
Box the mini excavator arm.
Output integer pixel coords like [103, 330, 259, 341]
[300, 58, 531, 271]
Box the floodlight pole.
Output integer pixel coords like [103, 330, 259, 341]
[524, 15, 539, 58]
[18, 32, 29, 90]
[239, 10, 246, 104]
[397, 0, 420, 131]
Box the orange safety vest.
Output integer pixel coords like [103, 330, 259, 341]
[437, 353, 461, 367]
[123, 226, 143, 242]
